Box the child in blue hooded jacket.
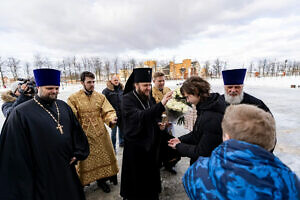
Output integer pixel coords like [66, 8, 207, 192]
[183, 104, 300, 200]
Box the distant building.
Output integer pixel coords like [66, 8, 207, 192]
[144, 60, 158, 72]
[169, 59, 200, 79]
[143, 59, 202, 79]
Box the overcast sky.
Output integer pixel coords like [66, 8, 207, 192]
[0, 0, 300, 67]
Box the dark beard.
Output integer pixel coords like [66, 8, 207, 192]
[136, 89, 150, 102]
[84, 85, 93, 96]
[39, 95, 57, 104]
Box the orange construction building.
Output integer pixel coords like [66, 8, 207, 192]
[143, 59, 200, 79]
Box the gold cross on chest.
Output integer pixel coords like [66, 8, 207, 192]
[34, 98, 64, 135]
[57, 124, 64, 134]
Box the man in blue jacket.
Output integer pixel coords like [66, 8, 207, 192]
[183, 104, 300, 200]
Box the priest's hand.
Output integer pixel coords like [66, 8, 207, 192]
[168, 137, 181, 149]
[70, 157, 77, 165]
[158, 122, 166, 130]
[161, 91, 173, 105]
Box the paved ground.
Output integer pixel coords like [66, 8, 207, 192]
[85, 125, 190, 200]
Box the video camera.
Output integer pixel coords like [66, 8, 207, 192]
[17, 78, 37, 96]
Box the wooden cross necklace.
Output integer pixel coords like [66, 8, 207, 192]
[33, 97, 64, 134]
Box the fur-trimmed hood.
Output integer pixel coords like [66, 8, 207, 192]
[1, 90, 16, 103]
[106, 81, 124, 91]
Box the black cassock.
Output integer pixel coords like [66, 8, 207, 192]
[0, 96, 89, 200]
[120, 90, 165, 200]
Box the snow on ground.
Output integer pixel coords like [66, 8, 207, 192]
[0, 76, 299, 199]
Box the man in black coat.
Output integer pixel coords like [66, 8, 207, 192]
[120, 68, 172, 200]
[102, 75, 125, 149]
[0, 69, 89, 200]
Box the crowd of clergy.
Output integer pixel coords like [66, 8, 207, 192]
[0, 67, 299, 200]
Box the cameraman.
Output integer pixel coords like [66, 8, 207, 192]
[1, 81, 33, 117]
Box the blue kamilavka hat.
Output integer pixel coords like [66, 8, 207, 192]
[222, 69, 247, 85]
[33, 69, 61, 86]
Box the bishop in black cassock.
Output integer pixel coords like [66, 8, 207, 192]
[120, 68, 172, 200]
[0, 69, 89, 200]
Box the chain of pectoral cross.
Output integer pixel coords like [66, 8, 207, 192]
[33, 97, 64, 134]
[133, 90, 150, 110]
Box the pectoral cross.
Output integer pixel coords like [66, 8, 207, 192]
[57, 124, 64, 134]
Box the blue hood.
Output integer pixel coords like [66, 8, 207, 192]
[183, 139, 300, 200]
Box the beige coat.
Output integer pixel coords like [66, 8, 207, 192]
[152, 86, 171, 103]
[152, 86, 173, 134]
[67, 90, 118, 186]
[152, 86, 171, 119]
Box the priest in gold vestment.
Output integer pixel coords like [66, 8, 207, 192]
[68, 71, 118, 193]
[152, 72, 180, 175]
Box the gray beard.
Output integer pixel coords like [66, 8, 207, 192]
[224, 92, 244, 105]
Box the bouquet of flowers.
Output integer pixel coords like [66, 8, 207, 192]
[165, 88, 192, 125]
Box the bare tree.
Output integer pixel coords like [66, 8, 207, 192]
[212, 59, 222, 77]
[275, 62, 280, 76]
[34, 54, 45, 68]
[82, 57, 89, 72]
[0, 57, 6, 87]
[287, 61, 293, 76]
[262, 59, 267, 76]
[88, 58, 93, 72]
[257, 59, 266, 76]
[284, 59, 288, 74]
[269, 61, 275, 77]
[122, 60, 129, 81]
[129, 58, 136, 70]
[25, 62, 31, 78]
[7, 57, 20, 80]
[65, 58, 73, 82]
[104, 60, 111, 81]
[248, 62, 254, 77]
[138, 61, 145, 69]
[77, 61, 82, 75]
[55, 61, 64, 74]
[92, 57, 102, 82]
[44, 57, 52, 68]
[291, 61, 299, 76]
[295, 61, 300, 76]
[113, 57, 119, 74]
[71, 56, 79, 81]
[223, 61, 227, 70]
[61, 59, 68, 83]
